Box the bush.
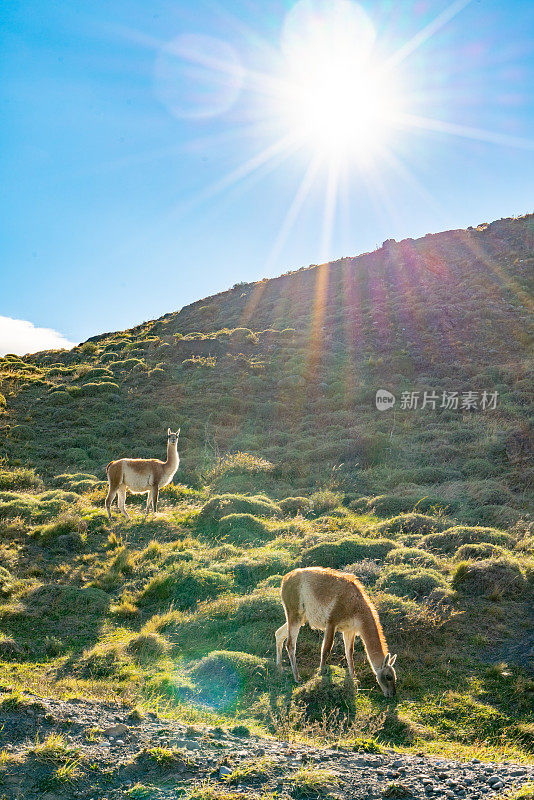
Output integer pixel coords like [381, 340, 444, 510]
[376, 565, 449, 599]
[0, 492, 40, 520]
[0, 566, 16, 597]
[365, 495, 418, 517]
[198, 494, 281, 528]
[421, 526, 514, 554]
[279, 497, 313, 516]
[54, 472, 98, 490]
[461, 459, 498, 478]
[216, 513, 273, 546]
[77, 643, 128, 678]
[0, 637, 24, 660]
[126, 632, 170, 661]
[138, 563, 232, 610]
[190, 650, 269, 697]
[301, 537, 396, 569]
[310, 490, 342, 516]
[454, 543, 508, 561]
[373, 513, 448, 537]
[452, 558, 526, 598]
[385, 547, 440, 569]
[231, 552, 292, 588]
[367, 495, 451, 517]
[343, 559, 382, 585]
[80, 381, 120, 396]
[32, 512, 86, 545]
[0, 467, 42, 491]
[27, 585, 110, 615]
[292, 667, 356, 724]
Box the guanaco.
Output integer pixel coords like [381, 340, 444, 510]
[105, 428, 180, 520]
[275, 567, 397, 697]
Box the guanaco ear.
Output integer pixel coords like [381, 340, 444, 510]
[382, 655, 389, 668]
[167, 427, 171, 436]
[389, 654, 397, 666]
[176, 428, 180, 437]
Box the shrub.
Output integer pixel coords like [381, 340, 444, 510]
[0, 637, 24, 660]
[452, 558, 526, 598]
[343, 559, 382, 585]
[279, 497, 313, 516]
[365, 495, 418, 517]
[0, 467, 42, 491]
[48, 391, 70, 406]
[291, 667, 356, 725]
[0, 566, 16, 597]
[454, 543, 508, 560]
[54, 472, 98, 489]
[376, 565, 448, 599]
[301, 537, 396, 569]
[216, 514, 273, 546]
[231, 551, 292, 588]
[385, 547, 440, 569]
[190, 650, 269, 697]
[0, 492, 40, 520]
[207, 452, 274, 481]
[198, 494, 281, 528]
[80, 381, 120, 396]
[126, 632, 170, 661]
[32, 512, 86, 545]
[138, 563, 232, 610]
[461, 459, 498, 478]
[78, 643, 129, 678]
[76, 367, 113, 381]
[310, 490, 342, 516]
[367, 495, 451, 517]
[373, 513, 448, 537]
[27, 585, 110, 616]
[421, 526, 514, 554]
[79, 341, 98, 355]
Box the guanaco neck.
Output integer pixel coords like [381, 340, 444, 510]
[163, 439, 179, 474]
[359, 603, 388, 674]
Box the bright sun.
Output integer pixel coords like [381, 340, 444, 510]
[274, 0, 401, 162]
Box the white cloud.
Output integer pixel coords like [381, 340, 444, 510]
[0, 315, 77, 357]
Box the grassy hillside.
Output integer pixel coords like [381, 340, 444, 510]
[1, 214, 532, 526]
[0, 213, 533, 779]
[0, 462, 532, 766]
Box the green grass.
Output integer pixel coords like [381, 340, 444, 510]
[289, 767, 340, 798]
[0, 215, 533, 766]
[0, 461, 531, 763]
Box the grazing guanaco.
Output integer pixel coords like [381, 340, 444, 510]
[275, 567, 397, 697]
[105, 428, 180, 521]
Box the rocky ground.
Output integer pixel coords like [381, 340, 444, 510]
[0, 694, 532, 800]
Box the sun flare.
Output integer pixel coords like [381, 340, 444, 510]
[274, 0, 402, 162]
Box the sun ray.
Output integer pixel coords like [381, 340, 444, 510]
[384, 0, 473, 70]
[394, 113, 534, 151]
[264, 156, 322, 273]
[378, 146, 447, 217]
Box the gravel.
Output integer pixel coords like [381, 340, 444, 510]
[0, 693, 532, 799]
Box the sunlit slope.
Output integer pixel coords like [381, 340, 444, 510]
[0, 214, 532, 524]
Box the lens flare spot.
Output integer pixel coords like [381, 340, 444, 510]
[154, 34, 244, 120]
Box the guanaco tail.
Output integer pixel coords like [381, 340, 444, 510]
[105, 427, 180, 520]
[275, 567, 397, 697]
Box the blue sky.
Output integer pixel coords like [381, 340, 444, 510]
[1, 0, 533, 352]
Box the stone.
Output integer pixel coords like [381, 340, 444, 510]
[220, 765, 233, 778]
[184, 739, 202, 751]
[103, 723, 128, 737]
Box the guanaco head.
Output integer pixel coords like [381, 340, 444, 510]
[167, 427, 180, 445]
[376, 653, 397, 697]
